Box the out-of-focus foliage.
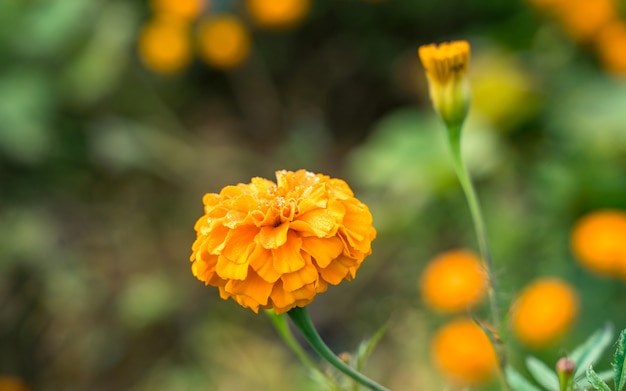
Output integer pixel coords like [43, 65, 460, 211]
[1, 0, 626, 390]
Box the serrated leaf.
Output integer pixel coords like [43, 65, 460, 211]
[576, 370, 614, 390]
[586, 366, 611, 391]
[506, 366, 543, 391]
[355, 324, 388, 372]
[571, 324, 614, 378]
[614, 329, 626, 391]
[526, 356, 559, 391]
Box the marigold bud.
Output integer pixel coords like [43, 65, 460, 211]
[418, 40, 471, 130]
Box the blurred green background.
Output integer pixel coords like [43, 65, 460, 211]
[2, 0, 626, 389]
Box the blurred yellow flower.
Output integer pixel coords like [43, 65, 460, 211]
[138, 17, 192, 74]
[418, 40, 471, 130]
[571, 209, 626, 278]
[150, 0, 206, 20]
[595, 21, 626, 75]
[419, 249, 488, 313]
[190, 170, 376, 314]
[246, 0, 311, 30]
[197, 15, 251, 70]
[431, 318, 498, 386]
[510, 278, 579, 348]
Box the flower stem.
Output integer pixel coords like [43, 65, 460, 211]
[266, 310, 321, 371]
[446, 124, 509, 389]
[287, 307, 391, 391]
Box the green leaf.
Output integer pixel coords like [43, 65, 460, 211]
[586, 366, 611, 391]
[570, 324, 614, 379]
[526, 356, 559, 391]
[614, 329, 626, 391]
[355, 324, 388, 372]
[505, 366, 543, 391]
[576, 370, 614, 390]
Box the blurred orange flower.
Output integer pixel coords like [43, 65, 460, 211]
[555, 0, 616, 42]
[431, 318, 498, 386]
[0, 376, 29, 391]
[595, 21, 626, 75]
[190, 170, 376, 314]
[245, 0, 311, 30]
[571, 209, 626, 278]
[138, 17, 192, 74]
[150, 0, 206, 20]
[419, 249, 488, 313]
[510, 278, 579, 348]
[197, 15, 251, 70]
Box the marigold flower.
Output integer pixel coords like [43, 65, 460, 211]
[419, 249, 488, 313]
[150, 0, 206, 20]
[595, 21, 626, 75]
[138, 17, 192, 74]
[418, 40, 471, 130]
[190, 170, 376, 314]
[245, 0, 310, 30]
[197, 15, 251, 70]
[510, 278, 579, 348]
[431, 318, 498, 386]
[553, 0, 616, 42]
[571, 209, 626, 278]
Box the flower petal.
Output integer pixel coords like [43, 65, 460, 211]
[249, 245, 281, 283]
[216, 255, 249, 280]
[272, 231, 305, 273]
[301, 236, 344, 268]
[222, 225, 258, 264]
[258, 222, 289, 249]
[225, 270, 274, 307]
[291, 200, 345, 237]
[281, 257, 318, 292]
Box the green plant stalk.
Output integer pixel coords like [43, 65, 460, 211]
[287, 307, 391, 391]
[266, 310, 321, 371]
[446, 124, 508, 389]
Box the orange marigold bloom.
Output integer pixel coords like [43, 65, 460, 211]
[245, 0, 311, 30]
[138, 17, 192, 74]
[190, 170, 376, 314]
[150, 0, 206, 20]
[197, 15, 251, 70]
[552, 0, 616, 42]
[419, 249, 488, 313]
[431, 318, 498, 386]
[571, 209, 626, 278]
[510, 278, 579, 348]
[595, 21, 626, 75]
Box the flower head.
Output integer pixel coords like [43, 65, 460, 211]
[190, 169, 376, 314]
[571, 209, 626, 279]
[246, 0, 311, 30]
[418, 40, 471, 130]
[197, 15, 251, 70]
[431, 317, 498, 386]
[510, 278, 579, 348]
[419, 249, 488, 313]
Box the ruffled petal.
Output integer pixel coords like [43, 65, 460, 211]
[281, 256, 318, 292]
[258, 222, 289, 249]
[249, 245, 281, 283]
[225, 270, 274, 308]
[301, 236, 344, 268]
[221, 225, 258, 264]
[291, 200, 345, 237]
[216, 255, 249, 280]
[272, 231, 305, 273]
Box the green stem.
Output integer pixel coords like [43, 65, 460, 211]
[446, 124, 509, 389]
[287, 307, 391, 391]
[266, 310, 321, 371]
